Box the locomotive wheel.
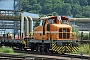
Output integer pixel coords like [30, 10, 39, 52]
[44, 44, 49, 54]
[19, 44, 23, 51]
[36, 44, 39, 52]
[31, 43, 34, 52]
[40, 46, 42, 53]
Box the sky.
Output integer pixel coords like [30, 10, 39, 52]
[0, 0, 39, 34]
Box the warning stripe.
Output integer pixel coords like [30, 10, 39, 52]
[52, 45, 56, 49]
[57, 46, 62, 52]
[62, 46, 65, 53]
[56, 47, 59, 51]
[58, 46, 64, 53]
[66, 46, 71, 53]
[72, 47, 77, 52]
[69, 46, 73, 52]
[52, 43, 56, 49]
[68, 46, 72, 50]
[73, 46, 78, 51]
[52, 42, 79, 54]
[57, 46, 62, 53]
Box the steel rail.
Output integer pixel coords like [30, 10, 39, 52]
[13, 49, 90, 60]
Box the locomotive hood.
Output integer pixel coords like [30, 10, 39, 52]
[52, 24, 71, 28]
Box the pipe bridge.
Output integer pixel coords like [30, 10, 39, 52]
[0, 10, 38, 37]
[0, 10, 21, 20]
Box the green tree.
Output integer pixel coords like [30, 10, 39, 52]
[82, 6, 90, 17]
[52, 0, 64, 15]
[88, 0, 90, 5]
[52, 12, 58, 16]
[31, 4, 42, 13]
[29, 0, 37, 5]
[22, 0, 30, 12]
[71, 4, 82, 17]
[22, 0, 90, 18]
[79, 0, 88, 6]
[83, 33, 89, 40]
[63, 0, 73, 4]
[35, 20, 40, 27]
[41, 0, 53, 14]
[61, 3, 72, 15]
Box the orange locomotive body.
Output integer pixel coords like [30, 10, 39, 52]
[34, 16, 72, 41]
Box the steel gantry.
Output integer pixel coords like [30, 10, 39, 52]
[0, 10, 39, 38]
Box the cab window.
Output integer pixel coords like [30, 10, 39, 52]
[48, 18, 55, 24]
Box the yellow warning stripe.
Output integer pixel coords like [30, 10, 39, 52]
[68, 46, 72, 50]
[66, 46, 71, 53]
[52, 45, 56, 49]
[57, 46, 63, 53]
[52, 43, 56, 49]
[73, 47, 78, 51]
[52, 42, 79, 54]
[56, 46, 60, 51]
[72, 47, 77, 52]
[62, 47, 65, 53]
[57, 46, 62, 52]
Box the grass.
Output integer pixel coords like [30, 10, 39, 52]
[1, 44, 89, 55]
[0, 46, 14, 53]
[0, 46, 26, 56]
[72, 44, 90, 55]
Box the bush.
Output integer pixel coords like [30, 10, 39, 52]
[0, 46, 14, 53]
[83, 33, 89, 40]
[72, 27, 80, 37]
[72, 44, 90, 55]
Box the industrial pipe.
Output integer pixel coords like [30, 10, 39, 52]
[27, 16, 33, 35]
[21, 10, 24, 38]
[24, 16, 29, 37]
[69, 18, 90, 22]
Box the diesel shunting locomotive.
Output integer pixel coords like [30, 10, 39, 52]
[23, 16, 78, 54]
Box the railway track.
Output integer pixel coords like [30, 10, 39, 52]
[0, 39, 90, 60]
[0, 48, 90, 60]
[13, 48, 90, 60]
